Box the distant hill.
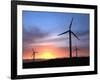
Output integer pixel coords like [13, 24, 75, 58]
[23, 57, 89, 69]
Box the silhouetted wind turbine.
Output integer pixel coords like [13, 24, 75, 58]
[73, 45, 80, 57]
[58, 18, 79, 58]
[32, 48, 38, 61]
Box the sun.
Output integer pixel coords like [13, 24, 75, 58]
[41, 52, 55, 59]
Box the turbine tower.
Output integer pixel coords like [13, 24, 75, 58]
[32, 48, 38, 61]
[58, 18, 79, 58]
[73, 45, 80, 57]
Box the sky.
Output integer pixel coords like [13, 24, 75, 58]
[22, 11, 89, 60]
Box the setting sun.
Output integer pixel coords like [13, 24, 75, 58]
[40, 52, 56, 59]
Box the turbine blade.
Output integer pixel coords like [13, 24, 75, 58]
[71, 31, 80, 40]
[58, 31, 69, 36]
[69, 18, 73, 30]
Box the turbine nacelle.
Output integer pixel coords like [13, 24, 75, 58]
[32, 48, 38, 53]
[58, 30, 79, 40]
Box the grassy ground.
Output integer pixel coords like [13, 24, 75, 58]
[23, 57, 89, 69]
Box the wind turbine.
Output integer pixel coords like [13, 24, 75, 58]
[32, 48, 38, 61]
[58, 18, 79, 58]
[73, 45, 80, 57]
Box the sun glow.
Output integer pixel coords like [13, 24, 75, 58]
[40, 52, 56, 59]
[23, 45, 69, 60]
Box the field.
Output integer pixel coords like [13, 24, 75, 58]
[23, 57, 89, 69]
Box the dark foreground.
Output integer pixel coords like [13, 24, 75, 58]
[23, 57, 89, 69]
